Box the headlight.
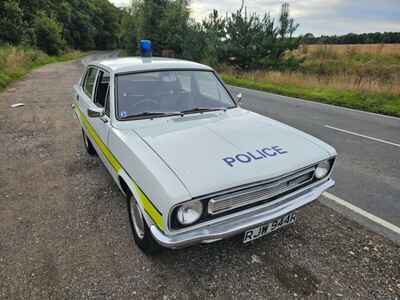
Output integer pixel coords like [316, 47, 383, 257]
[315, 160, 331, 179]
[176, 200, 203, 225]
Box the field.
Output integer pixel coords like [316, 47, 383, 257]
[221, 44, 400, 117]
[0, 46, 84, 91]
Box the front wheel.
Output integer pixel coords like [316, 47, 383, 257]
[127, 195, 162, 255]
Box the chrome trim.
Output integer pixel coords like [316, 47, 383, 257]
[167, 157, 336, 231]
[208, 167, 315, 215]
[151, 179, 335, 249]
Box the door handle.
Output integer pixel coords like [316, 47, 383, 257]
[100, 116, 109, 123]
[76, 95, 80, 101]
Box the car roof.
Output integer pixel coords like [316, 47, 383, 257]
[90, 57, 213, 74]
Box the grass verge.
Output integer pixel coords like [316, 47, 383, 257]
[221, 74, 400, 118]
[0, 46, 86, 92]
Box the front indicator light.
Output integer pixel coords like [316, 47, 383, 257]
[176, 200, 203, 225]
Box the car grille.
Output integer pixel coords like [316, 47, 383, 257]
[207, 167, 316, 215]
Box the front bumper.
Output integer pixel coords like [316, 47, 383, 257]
[150, 179, 335, 249]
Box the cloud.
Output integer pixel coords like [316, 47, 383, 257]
[110, 0, 131, 7]
[109, 0, 400, 35]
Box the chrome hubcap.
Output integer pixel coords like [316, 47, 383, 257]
[130, 197, 145, 239]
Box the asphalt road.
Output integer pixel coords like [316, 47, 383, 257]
[0, 54, 399, 299]
[229, 85, 400, 232]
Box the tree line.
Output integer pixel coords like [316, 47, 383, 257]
[2, 0, 398, 71]
[302, 32, 400, 45]
[0, 0, 302, 70]
[0, 0, 121, 55]
[120, 1, 301, 70]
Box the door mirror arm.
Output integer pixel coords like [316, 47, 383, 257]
[236, 93, 243, 104]
[88, 107, 105, 118]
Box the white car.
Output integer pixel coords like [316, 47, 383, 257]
[73, 48, 336, 254]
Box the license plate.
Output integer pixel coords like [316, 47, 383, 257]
[243, 213, 296, 243]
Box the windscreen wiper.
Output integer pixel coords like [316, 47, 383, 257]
[120, 111, 182, 119]
[180, 107, 226, 114]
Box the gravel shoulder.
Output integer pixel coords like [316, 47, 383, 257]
[0, 57, 399, 299]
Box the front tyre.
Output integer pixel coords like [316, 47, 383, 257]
[127, 195, 162, 255]
[82, 129, 97, 156]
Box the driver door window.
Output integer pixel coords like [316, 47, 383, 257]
[195, 72, 222, 101]
[94, 70, 110, 115]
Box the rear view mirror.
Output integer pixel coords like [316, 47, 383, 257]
[88, 107, 105, 118]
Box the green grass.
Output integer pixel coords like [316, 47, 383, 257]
[221, 74, 400, 117]
[0, 46, 86, 91]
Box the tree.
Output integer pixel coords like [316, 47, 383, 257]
[222, 3, 300, 70]
[0, 1, 26, 44]
[158, 0, 190, 55]
[1, 0, 124, 53]
[93, 0, 122, 50]
[34, 13, 65, 55]
[278, 2, 299, 39]
[201, 10, 226, 66]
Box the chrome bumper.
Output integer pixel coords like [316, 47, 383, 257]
[150, 179, 335, 249]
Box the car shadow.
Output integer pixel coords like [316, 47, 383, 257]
[147, 225, 320, 298]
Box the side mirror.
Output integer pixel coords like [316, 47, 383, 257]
[88, 107, 105, 118]
[236, 93, 243, 104]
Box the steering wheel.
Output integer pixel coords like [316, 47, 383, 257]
[131, 98, 159, 111]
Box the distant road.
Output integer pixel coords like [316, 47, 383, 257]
[229, 85, 400, 234]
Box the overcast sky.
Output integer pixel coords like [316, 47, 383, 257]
[109, 0, 400, 35]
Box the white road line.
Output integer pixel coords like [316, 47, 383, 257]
[323, 192, 400, 235]
[325, 125, 400, 148]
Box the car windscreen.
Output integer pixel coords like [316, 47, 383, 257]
[116, 70, 236, 120]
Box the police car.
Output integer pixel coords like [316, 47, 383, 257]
[73, 40, 336, 254]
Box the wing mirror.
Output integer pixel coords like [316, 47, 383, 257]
[88, 107, 105, 118]
[236, 93, 243, 104]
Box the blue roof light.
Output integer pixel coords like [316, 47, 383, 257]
[140, 40, 152, 57]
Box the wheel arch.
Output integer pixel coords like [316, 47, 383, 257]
[118, 170, 135, 198]
[118, 169, 166, 232]
[118, 170, 154, 227]
[118, 174, 132, 198]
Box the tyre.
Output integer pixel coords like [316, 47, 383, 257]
[82, 129, 97, 156]
[127, 194, 162, 255]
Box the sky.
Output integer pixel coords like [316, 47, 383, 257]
[109, 0, 400, 36]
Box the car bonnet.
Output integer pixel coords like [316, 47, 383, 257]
[132, 108, 334, 198]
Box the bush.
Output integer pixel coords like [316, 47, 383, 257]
[33, 14, 66, 55]
[0, 45, 84, 91]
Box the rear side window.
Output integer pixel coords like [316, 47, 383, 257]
[83, 68, 98, 99]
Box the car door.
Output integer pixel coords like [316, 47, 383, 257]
[74, 66, 98, 138]
[90, 69, 117, 177]
[78, 67, 116, 177]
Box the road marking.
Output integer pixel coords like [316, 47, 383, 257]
[323, 192, 400, 235]
[325, 125, 400, 148]
[229, 85, 400, 121]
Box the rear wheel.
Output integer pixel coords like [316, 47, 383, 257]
[82, 129, 97, 156]
[127, 195, 162, 255]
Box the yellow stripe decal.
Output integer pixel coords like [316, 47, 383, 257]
[77, 107, 123, 172]
[76, 105, 165, 230]
[134, 185, 165, 230]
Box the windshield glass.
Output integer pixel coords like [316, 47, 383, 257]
[116, 70, 236, 119]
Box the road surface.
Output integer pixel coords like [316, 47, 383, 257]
[0, 54, 399, 299]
